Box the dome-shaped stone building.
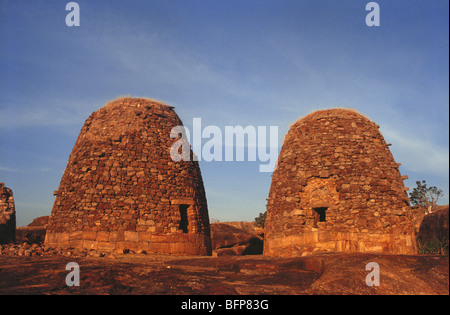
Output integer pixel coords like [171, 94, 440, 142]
[45, 97, 211, 255]
[264, 109, 417, 257]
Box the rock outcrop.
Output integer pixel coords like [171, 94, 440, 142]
[417, 205, 449, 244]
[45, 97, 211, 255]
[16, 216, 49, 244]
[264, 109, 417, 257]
[210, 221, 263, 256]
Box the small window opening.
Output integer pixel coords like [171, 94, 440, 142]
[179, 204, 189, 233]
[313, 207, 327, 227]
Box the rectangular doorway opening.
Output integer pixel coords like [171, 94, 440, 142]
[179, 204, 189, 233]
[313, 207, 327, 227]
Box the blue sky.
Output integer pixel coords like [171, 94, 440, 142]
[0, 0, 448, 226]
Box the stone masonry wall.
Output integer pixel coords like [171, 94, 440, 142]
[45, 97, 211, 255]
[0, 183, 16, 244]
[264, 109, 417, 257]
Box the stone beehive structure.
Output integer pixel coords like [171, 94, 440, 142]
[264, 109, 417, 257]
[0, 183, 16, 244]
[45, 97, 211, 255]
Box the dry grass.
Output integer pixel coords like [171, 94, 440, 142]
[103, 96, 169, 111]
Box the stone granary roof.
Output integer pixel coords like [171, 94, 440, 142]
[45, 97, 211, 255]
[264, 109, 417, 257]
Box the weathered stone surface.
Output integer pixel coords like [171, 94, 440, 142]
[411, 204, 448, 235]
[264, 109, 417, 257]
[211, 221, 262, 249]
[45, 97, 211, 255]
[0, 253, 447, 295]
[0, 183, 15, 244]
[417, 205, 449, 244]
[210, 221, 264, 256]
[16, 216, 49, 244]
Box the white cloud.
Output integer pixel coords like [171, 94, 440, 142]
[382, 126, 449, 178]
[0, 166, 24, 173]
[0, 101, 90, 129]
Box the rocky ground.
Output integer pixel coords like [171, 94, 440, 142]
[0, 251, 447, 295]
[1, 214, 448, 295]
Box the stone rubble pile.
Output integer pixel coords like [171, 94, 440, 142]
[0, 242, 151, 258]
[0, 183, 16, 244]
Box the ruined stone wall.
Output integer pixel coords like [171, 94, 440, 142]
[0, 183, 16, 244]
[45, 98, 211, 255]
[264, 109, 417, 257]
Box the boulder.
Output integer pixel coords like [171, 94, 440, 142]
[211, 221, 263, 256]
[417, 205, 449, 244]
[16, 216, 49, 244]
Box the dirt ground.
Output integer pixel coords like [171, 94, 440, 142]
[0, 252, 447, 295]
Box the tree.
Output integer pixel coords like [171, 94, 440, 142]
[254, 212, 266, 229]
[210, 218, 221, 224]
[409, 180, 444, 214]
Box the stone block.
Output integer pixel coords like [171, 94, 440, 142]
[82, 231, 97, 240]
[96, 231, 110, 242]
[83, 240, 98, 250]
[124, 231, 139, 242]
[97, 241, 116, 251]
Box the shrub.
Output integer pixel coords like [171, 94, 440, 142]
[254, 212, 266, 229]
[417, 238, 449, 255]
